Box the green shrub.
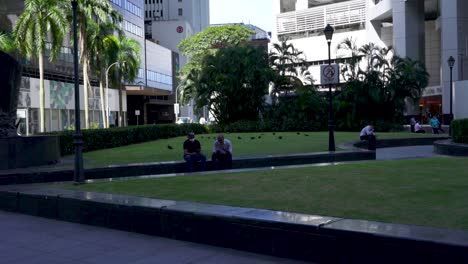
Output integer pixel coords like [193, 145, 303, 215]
[452, 119, 468, 144]
[47, 124, 207, 156]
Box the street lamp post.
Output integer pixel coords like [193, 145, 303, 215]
[72, 0, 84, 184]
[105, 62, 119, 128]
[324, 24, 336, 152]
[448, 56, 455, 124]
[174, 86, 180, 123]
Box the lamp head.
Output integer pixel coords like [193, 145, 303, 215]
[448, 56, 455, 68]
[324, 24, 334, 43]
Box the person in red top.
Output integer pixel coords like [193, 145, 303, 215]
[183, 132, 206, 172]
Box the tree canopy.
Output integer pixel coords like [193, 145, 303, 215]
[180, 46, 273, 125]
[178, 24, 255, 58]
[335, 39, 429, 130]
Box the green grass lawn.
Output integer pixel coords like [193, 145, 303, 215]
[67, 158, 468, 231]
[81, 132, 444, 167]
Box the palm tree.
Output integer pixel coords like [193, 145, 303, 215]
[0, 32, 15, 53]
[108, 35, 141, 127]
[269, 41, 308, 98]
[73, 0, 121, 129]
[13, 0, 67, 133]
[88, 22, 122, 128]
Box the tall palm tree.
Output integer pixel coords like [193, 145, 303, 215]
[108, 35, 141, 127]
[269, 41, 307, 98]
[0, 32, 15, 53]
[88, 22, 122, 128]
[73, 0, 121, 129]
[13, 0, 67, 133]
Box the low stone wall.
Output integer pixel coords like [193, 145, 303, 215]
[0, 136, 60, 170]
[1, 186, 467, 263]
[0, 150, 375, 185]
[353, 137, 448, 150]
[434, 140, 468, 156]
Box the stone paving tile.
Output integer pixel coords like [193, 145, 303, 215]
[0, 211, 309, 264]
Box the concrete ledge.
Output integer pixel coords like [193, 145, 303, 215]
[1, 186, 467, 263]
[0, 136, 60, 170]
[434, 140, 468, 156]
[353, 137, 448, 150]
[0, 150, 375, 185]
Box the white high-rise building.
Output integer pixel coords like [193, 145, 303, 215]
[272, 0, 468, 122]
[144, 0, 210, 122]
[144, 0, 210, 66]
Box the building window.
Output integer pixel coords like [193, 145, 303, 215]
[178, 8, 183, 16]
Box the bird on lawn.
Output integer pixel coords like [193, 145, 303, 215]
[304, 134, 309, 137]
[278, 136, 283, 140]
[297, 132, 300, 135]
[237, 136, 242, 140]
[167, 145, 173, 150]
[273, 132, 276, 135]
[258, 136, 261, 139]
[251, 137, 255, 140]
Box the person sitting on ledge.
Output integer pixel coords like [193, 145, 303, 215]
[360, 123, 376, 150]
[183, 132, 206, 172]
[414, 120, 425, 133]
[212, 134, 232, 169]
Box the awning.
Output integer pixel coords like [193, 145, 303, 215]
[125, 84, 172, 96]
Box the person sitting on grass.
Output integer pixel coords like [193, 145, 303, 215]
[415, 120, 425, 133]
[212, 134, 232, 169]
[183, 132, 206, 172]
[360, 123, 376, 150]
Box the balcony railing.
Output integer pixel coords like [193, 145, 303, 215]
[276, 0, 366, 36]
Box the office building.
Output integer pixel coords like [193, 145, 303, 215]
[144, 0, 210, 122]
[0, 0, 176, 134]
[273, 0, 468, 120]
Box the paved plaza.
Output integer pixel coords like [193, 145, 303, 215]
[0, 211, 309, 264]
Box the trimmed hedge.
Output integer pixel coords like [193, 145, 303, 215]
[452, 119, 468, 144]
[209, 119, 323, 133]
[49, 124, 207, 156]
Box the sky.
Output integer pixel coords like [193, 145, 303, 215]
[209, 0, 274, 33]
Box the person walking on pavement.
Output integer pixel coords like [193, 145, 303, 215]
[429, 114, 440, 134]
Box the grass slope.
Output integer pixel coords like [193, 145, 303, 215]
[69, 157, 468, 231]
[82, 132, 443, 167]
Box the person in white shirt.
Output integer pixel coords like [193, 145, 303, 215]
[212, 134, 232, 169]
[360, 124, 376, 150]
[414, 120, 425, 133]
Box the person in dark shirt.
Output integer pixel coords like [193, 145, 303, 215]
[183, 132, 206, 172]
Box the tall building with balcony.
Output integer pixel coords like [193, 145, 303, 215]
[272, 0, 468, 121]
[144, 0, 210, 122]
[0, 0, 177, 134]
[111, 0, 176, 126]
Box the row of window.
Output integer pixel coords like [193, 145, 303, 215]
[123, 20, 143, 37]
[133, 69, 172, 86]
[145, 0, 164, 4]
[125, 1, 143, 18]
[146, 9, 163, 18]
[18, 108, 125, 135]
[147, 70, 173, 85]
[111, 0, 122, 6]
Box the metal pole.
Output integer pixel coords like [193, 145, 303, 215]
[72, 0, 84, 184]
[328, 41, 336, 152]
[449, 65, 453, 122]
